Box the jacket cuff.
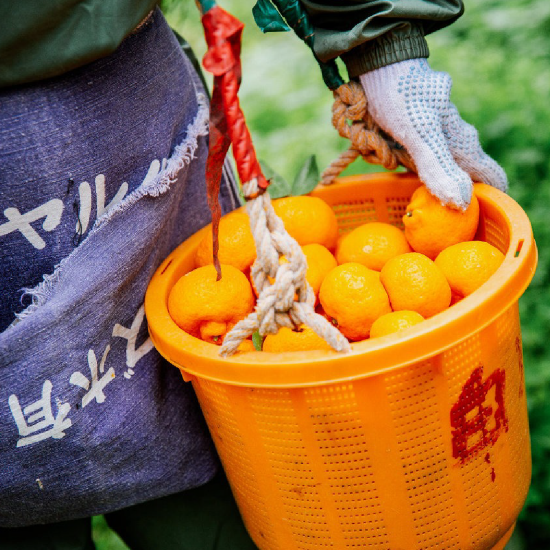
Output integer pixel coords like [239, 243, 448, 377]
[342, 24, 430, 77]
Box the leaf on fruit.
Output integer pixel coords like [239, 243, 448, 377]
[291, 155, 320, 196]
[261, 160, 292, 199]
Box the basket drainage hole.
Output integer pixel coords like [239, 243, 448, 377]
[514, 239, 525, 258]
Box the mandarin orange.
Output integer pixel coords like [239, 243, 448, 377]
[272, 196, 338, 250]
[370, 310, 425, 338]
[319, 262, 391, 341]
[435, 241, 505, 297]
[168, 264, 254, 345]
[195, 211, 256, 272]
[403, 185, 479, 259]
[380, 252, 451, 318]
[263, 325, 332, 352]
[336, 222, 411, 271]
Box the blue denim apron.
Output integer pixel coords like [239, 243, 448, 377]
[0, 8, 240, 526]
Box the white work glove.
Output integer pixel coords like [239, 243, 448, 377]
[359, 58, 508, 209]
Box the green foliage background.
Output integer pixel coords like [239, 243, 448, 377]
[94, 0, 549, 547]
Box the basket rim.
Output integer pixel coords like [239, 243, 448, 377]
[145, 173, 538, 388]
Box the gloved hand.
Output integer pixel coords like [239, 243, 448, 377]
[359, 58, 508, 209]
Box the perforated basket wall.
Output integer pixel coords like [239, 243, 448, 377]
[192, 303, 529, 550]
[146, 173, 536, 550]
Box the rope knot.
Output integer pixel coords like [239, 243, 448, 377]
[321, 81, 416, 185]
[219, 188, 351, 357]
[335, 80, 367, 121]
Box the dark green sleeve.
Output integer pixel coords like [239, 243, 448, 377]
[0, 0, 158, 89]
[299, 0, 464, 76]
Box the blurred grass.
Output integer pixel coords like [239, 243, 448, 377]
[94, 0, 550, 547]
[91, 516, 128, 549]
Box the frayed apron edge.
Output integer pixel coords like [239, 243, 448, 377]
[12, 95, 210, 326]
[95, 93, 209, 226]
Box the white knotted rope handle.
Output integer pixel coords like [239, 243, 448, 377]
[219, 178, 351, 356]
[220, 81, 414, 357]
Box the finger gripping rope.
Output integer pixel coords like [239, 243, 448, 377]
[321, 81, 416, 185]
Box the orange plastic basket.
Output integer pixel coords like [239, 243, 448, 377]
[145, 173, 537, 550]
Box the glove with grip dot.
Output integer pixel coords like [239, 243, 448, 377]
[359, 59, 508, 209]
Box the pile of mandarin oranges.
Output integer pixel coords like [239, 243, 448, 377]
[168, 185, 505, 353]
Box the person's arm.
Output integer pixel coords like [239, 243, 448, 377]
[299, 1, 507, 210]
[300, 0, 463, 76]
